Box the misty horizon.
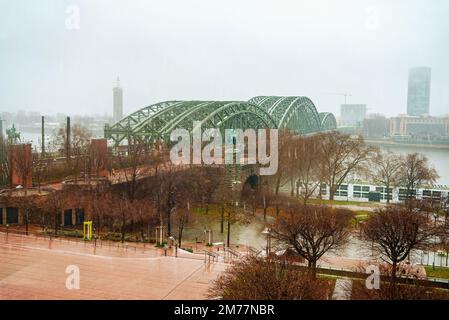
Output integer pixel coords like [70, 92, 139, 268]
[1, 0, 449, 119]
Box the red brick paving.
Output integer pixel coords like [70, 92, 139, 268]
[0, 233, 227, 300]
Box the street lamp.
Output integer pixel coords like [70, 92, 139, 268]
[433, 212, 438, 269]
[156, 225, 165, 247]
[169, 236, 178, 258]
[205, 229, 213, 246]
[261, 227, 271, 258]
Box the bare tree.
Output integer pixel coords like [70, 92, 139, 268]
[351, 276, 449, 300]
[159, 164, 178, 237]
[132, 198, 157, 241]
[207, 256, 333, 300]
[212, 167, 236, 233]
[398, 153, 439, 207]
[5, 192, 40, 235]
[212, 166, 251, 247]
[0, 135, 9, 187]
[87, 140, 109, 180]
[50, 124, 92, 157]
[272, 204, 353, 278]
[317, 132, 374, 201]
[360, 207, 435, 298]
[265, 131, 295, 197]
[115, 141, 151, 201]
[116, 192, 132, 243]
[32, 150, 50, 192]
[43, 190, 70, 236]
[172, 201, 191, 248]
[50, 124, 92, 182]
[167, 169, 198, 247]
[370, 150, 402, 204]
[293, 135, 323, 204]
[9, 144, 33, 193]
[90, 190, 112, 235]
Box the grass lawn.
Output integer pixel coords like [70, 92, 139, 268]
[424, 266, 449, 279]
[307, 198, 381, 207]
[350, 210, 372, 228]
[192, 204, 223, 217]
[354, 210, 371, 220]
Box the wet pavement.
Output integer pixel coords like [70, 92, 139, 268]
[0, 233, 226, 300]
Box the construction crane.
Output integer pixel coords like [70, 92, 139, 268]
[324, 92, 353, 104]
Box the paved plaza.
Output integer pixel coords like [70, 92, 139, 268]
[0, 231, 431, 300]
[0, 233, 227, 300]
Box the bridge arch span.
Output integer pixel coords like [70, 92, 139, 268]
[105, 96, 336, 145]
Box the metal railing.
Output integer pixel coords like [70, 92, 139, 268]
[248, 246, 261, 257]
[203, 250, 220, 264]
[0, 227, 162, 257]
[224, 247, 241, 261]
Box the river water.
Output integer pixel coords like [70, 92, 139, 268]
[379, 145, 449, 186]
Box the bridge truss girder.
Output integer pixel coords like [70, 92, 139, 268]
[319, 112, 338, 131]
[248, 96, 323, 134]
[105, 101, 277, 145]
[104, 96, 336, 146]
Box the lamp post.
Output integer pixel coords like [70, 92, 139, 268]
[205, 229, 213, 246]
[156, 225, 165, 247]
[261, 227, 271, 258]
[169, 236, 178, 258]
[433, 212, 438, 269]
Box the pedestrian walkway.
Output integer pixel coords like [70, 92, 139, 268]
[1, 232, 162, 258]
[0, 233, 227, 299]
[332, 279, 352, 300]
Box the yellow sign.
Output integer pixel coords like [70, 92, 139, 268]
[83, 221, 93, 241]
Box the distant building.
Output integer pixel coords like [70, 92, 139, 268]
[113, 78, 123, 124]
[390, 114, 449, 143]
[363, 114, 390, 138]
[340, 104, 367, 127]
[320, 182, 449, 204]
[407, 67, 431, 116]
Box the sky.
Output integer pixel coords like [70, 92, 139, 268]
[1, 0, 448, 118]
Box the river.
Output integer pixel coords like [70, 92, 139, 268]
[379, 144, 449, 186]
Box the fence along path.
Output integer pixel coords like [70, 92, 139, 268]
[0, 227, 248, 263]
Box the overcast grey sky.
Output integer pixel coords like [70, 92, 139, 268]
[1, 0, 448, 118]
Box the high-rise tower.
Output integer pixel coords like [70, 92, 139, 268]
[113, 77, 123, 123]
[407, 67, 431, 116]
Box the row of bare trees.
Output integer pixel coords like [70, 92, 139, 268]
[4, 127, 439, 210]
[265, 131, 375, 202]
[210, 201, 449, 300]
[371, 151, 439, 205]
[269, 131, 439, 205]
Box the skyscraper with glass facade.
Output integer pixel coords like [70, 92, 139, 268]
[407, 67, 431, 116]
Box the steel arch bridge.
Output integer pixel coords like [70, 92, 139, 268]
[104, 96, 336, 145]
[319, 112, 337, 131]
